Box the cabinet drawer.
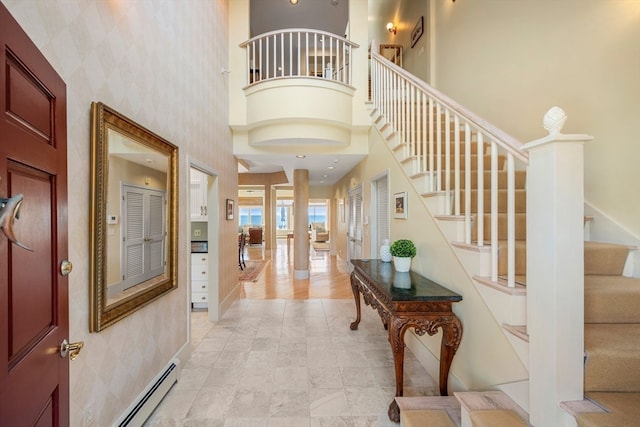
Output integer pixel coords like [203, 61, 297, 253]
[191, 265, 209, 280]
[192, 280, 208, 293]
[191, 254, 208, 265]
[191, 291, 208, 303]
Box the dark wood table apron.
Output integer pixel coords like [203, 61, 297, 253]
[349, 260, 463, 423]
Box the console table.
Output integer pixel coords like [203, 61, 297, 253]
[349, 259, 463, 422]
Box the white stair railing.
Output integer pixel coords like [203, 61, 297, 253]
[240, 29, 359, 87]
[370, 43, 528, 288]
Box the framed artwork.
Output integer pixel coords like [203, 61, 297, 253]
[394, 192, 408, 219]
[411, 16, 424, 48]
[226, 198, 234, 220]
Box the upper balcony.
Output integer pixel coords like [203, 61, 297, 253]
[229, 1, 371, 161]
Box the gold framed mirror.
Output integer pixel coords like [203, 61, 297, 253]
[89, 102, 178, 332]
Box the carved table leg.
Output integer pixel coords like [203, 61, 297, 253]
[349, 273, 362, 330]
[438, 315, 463, 396]
[387, 316, 408, 423]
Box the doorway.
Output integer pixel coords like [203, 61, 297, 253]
[188, 164, 219, 323]
[370, 172, 390, 259]
[347, 184, 363, 268]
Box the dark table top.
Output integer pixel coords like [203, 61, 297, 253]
[351, 259, 462, 302]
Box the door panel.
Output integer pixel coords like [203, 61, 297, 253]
[9, 162, 54, 363]
[0, 3, 69, 425]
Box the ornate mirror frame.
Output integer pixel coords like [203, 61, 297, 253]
[89, 102, 178, 332]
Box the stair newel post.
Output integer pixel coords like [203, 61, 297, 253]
[521, 107, 593, 427]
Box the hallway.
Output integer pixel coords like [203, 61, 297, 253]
[145, 240, 438, 426]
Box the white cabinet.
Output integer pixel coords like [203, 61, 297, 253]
[191, 253, 209, 308]
[190, 169, 208, 221]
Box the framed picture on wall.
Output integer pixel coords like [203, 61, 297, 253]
[226, 198, 234, 220]
[394, 192, 408, 219]
[411, 16, 424, 48]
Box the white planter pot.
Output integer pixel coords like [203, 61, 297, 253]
[393, 256, 412, 272]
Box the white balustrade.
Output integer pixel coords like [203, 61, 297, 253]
[370, 45, 528, 288]
[240, 29, 358, 86]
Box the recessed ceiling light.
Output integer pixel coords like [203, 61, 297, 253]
[333, 159, 339, 163]
[296, 154, 306, 158]
[322, 174, 329, 178]
[327, 166, 335, 170]
[320, 180, 325, 184]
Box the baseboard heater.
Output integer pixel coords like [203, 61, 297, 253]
[117, 360, 178, 427]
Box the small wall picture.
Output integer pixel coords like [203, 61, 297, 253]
[394, 192, 408, 219]
[411, 16, 424, 48]
[226, 198, 234, 220]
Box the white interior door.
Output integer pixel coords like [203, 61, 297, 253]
[122, 184, 166, 290]
[347, 185, 363, 265]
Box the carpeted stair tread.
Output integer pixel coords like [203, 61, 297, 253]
[434, 154, 506, 170]
[577, 392, 640, 427]
[496, 240, 527, 276]
[401, 409, 457, 427]
[584, 241, 629, 275]
[460, 189, 526, 213]
[473, 213, 527, 241]
[585, 275, 640, 323]
[584, 324, 640, 392]
[441, 170, 526, 190]
[469, 409, 529, 427]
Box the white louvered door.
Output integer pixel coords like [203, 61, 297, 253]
[122, 184, 166, 290]
[373, 174, 390, 256]
[347, 184, 363, 265]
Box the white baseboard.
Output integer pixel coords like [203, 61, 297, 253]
[219, 281, 241, 320]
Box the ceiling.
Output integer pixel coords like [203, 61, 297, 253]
[238, 0, 364, 187]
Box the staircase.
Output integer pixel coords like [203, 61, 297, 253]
[369, 45, 640, 426]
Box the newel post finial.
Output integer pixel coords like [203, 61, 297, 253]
[543, 106, 567, 136]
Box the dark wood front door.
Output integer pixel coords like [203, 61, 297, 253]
[0, 3, 69, 426]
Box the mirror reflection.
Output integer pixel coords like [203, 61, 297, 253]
[90, 102, 178, 332]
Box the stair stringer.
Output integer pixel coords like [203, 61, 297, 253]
[370, 107, 531, 390]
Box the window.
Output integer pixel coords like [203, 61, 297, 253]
[239, 207, 263, 226]
[309, 201, 327, 228]
[276, 199, 293, 229]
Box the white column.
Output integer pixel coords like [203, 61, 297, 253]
[522, 107, 593, 427]
[293, 169, 309, 279]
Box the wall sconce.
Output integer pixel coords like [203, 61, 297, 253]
[290, 0, 299, 4]
[386, 22, 397, 35]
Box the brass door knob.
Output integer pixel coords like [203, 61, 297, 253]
[60, 339, 84, 360]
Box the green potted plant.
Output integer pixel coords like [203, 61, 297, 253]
[389, 239, 416, 272]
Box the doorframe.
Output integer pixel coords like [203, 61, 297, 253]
[370, 169, 390, 259]
[187, 159, 220, 328]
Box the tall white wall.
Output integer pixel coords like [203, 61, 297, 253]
[432, 0, 640, 237]
[2, 1, 237, 425]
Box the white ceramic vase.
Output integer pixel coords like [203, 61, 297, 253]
[393, 256, 411, 272]
[380, 239, 392, 262]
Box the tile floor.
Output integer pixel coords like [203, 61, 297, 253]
[145, 299, 438, 426]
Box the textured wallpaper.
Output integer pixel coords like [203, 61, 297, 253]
[2, 0, 235, 425]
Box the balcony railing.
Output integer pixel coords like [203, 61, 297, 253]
[240, 29, 358, 86]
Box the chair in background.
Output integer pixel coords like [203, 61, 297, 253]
[248, 227, 263, 245]
[311, 222, 329, 242]
[238, 233, 246, 269]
